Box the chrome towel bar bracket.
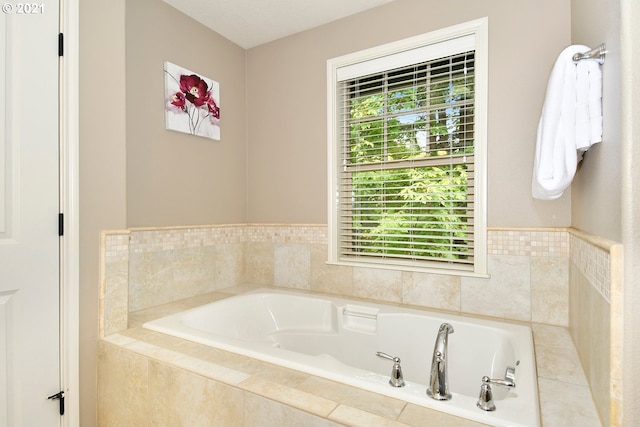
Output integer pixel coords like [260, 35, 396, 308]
[572, 43, 607, 64]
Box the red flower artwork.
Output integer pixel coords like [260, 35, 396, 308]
[170, 91, 186, 110]
[165, 62, 220, 140]
[180, 74, 209, 107]
[207, 96, 220, 119]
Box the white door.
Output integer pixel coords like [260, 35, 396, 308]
[0, 1, 62, 426]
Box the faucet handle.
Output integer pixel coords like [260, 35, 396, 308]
[376, 352, 405, 388]
[376, 351, 398, 362]
[477, 374, 517, 412]
[481, 375, 516, 389]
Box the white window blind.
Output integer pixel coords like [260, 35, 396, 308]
[327, 19, 488, 275]
[336, 34, 475, 82]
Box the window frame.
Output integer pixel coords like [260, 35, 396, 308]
[326, 18, 488, 277]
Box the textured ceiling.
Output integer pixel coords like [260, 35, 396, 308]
[163, 0, 396, 49]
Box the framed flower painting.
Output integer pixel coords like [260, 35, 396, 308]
[164, 62, 221, 140]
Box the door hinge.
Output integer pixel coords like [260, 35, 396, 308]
[58, 33, 63, 57]
[58, 213, 64, 236]
[47, 391, 65, 415]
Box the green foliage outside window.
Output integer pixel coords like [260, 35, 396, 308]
[345, 62, 475, 261]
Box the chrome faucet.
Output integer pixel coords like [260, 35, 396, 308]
[427, 322, 455, 400]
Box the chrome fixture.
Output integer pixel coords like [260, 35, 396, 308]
[476, 364, 518, 412]
[376, 351, 405, 387]
[477, 378, 496, 411]
[426, 323, 455, 400]
[572, 43, 607, 64]
[505, 361, 519, 384]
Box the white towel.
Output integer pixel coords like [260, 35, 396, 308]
[532, 45, 603, 200]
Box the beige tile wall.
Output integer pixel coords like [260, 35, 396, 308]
[100, 231, 130, 337]
[101, 225, 572, 326]
[567, 230, 622, 427]
[128, 226, 246, 311]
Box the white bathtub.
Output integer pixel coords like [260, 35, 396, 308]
[143, 289, 540, 427]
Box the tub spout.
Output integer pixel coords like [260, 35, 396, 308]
[426, 322, 454, 401]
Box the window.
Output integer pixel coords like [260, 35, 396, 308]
[327, 19, 488, 276]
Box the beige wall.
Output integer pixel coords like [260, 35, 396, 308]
[126, 0, 248, 227]
[571, 0, 622, 242]
[79, 0, 127, 425]
[245, 0, 572, 226]
[80, 1, 247, 424]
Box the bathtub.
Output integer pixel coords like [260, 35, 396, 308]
[143, 289, 540, 427]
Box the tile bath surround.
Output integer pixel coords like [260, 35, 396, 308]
[99, 225, 618, 426]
